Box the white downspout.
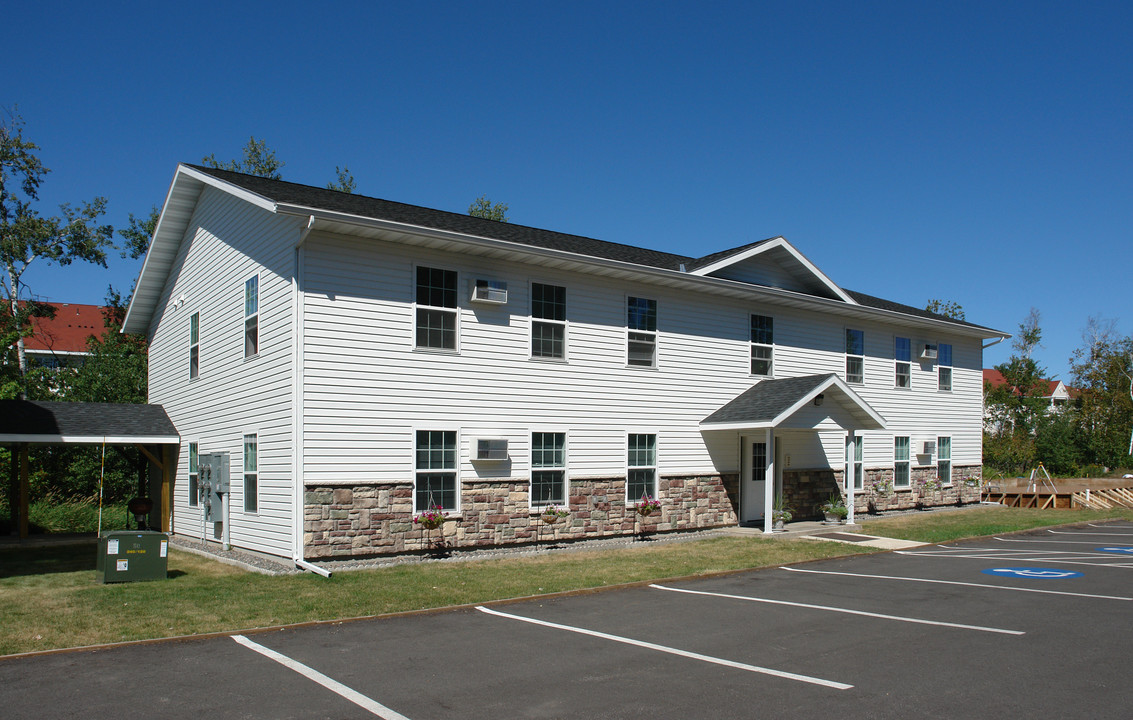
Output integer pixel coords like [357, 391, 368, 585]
[763, 427, 774, 534]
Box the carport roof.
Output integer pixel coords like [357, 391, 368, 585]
[0, 400, 179, 444]
[700, 373, 886, 431]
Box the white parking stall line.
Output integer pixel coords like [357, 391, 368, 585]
[778, 565, 1132, 601]
[232, 635, 411, 720]
[475, 605, 853, 690]
[995, 537, 1133, 546]
[1047, 529, 1133, 536]
[1087, 523, 1133, 529]
[649, 584, 1024, 635]
[895, 548, 1133, 569]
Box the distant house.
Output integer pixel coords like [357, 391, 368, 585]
[18, 303, 106, 369]
[123, 164, 1008, 563]
[983, 369, 1073, 411]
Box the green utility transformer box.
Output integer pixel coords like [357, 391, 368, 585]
[96, 531, 169, 583]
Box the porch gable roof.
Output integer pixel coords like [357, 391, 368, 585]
[699, 373, 886, 431]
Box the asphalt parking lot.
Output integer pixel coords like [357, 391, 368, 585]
[3, 520, 1132, 719]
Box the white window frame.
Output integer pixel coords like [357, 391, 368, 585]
[894, 436, 910, 488]
[626, 433, 658, 503]
[895, 336, 911, 389]
[849, 435, 863, 491]
[530, 431, 567, 508]
[530, 282, 567, 360]
[937, 436, 952, 486]
[846, 328, 865, 384]
[414, 429, 460, 512]
[189, 312, 200, 379]
[244, 276, 259, 358]
[938, 343, 953, 391]
[188, 442, 199, 507]
[414, 266, 459, 352]
[243, 433, 258, 513]
[750, 314, 774, 377]
[626, 296, 657, 368]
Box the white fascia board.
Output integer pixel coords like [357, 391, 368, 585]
[24, 349, 89, 357]
[771, 375, 886, 430]
[688, 237, 857, 305]
[0, 435, 180, 445]
[698, 420, 774, 431]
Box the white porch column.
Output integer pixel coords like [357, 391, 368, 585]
[846, 430, 856, 525]
[764, 427, 775, 533]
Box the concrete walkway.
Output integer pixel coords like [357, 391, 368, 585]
[721, 521, 928, 549]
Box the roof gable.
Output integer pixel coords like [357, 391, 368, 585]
[686, 237, 855, 303]
[700, 374, 885, 430]
[22, 303, 106, 354]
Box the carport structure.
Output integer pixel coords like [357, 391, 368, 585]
[700, 373, 886, 532]
[0, 400, 179, 539]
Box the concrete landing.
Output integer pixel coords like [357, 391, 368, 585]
[721, 522, 927, 549]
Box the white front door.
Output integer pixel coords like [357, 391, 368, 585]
[741, 438, 768, 524]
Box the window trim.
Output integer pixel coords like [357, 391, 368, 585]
[938, 343, 953, 392]
[530, 430, 567, 508]
[894, 436, 910, 488]
[848, 435, 863, 491]
[626, 432, 658, 503]
[846, 328, 865, 384]
[413, 265, 460, 352]
[530, 281, 567, 361]
[243, 432, 258, 514]
[244, 276, 259, 359]
[894, 336, 911, 389]
[187, 441, 199, 507]
[750, 314, 774, 377]
[414, 428, 460, 513]
[626, 296, 658, 368]
[189, 312, 200, 379]
[937, 436, 952, 486]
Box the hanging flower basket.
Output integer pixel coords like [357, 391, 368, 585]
[634, 494, 661, 518]
[414, 505, 447, 531]
[541, 505, 570, 524]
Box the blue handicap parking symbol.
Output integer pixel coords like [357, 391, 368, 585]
[982, 567, 1083, 579]
[1096, 546, 1133, 554]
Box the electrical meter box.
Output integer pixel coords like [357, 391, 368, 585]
[96, 531, 169, 583]
[198, 452, 230, 524]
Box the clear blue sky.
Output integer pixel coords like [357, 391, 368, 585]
[6, 1, 1130, 381]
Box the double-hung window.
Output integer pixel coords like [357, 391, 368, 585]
[894, 436, 910, 488]
[937, 436, 952, 486]
[846, 329, 864, 384]
[415, 430, 457, 511]
[243, 434, 258, 513]
[627, 297, 657, 367]
[849, 435, 863, 491]
[188, 442, 199, 507]
[750, 315, 774, 376]
[189, 312, 200, 379]
[531, 283, 566, 359]
[895, 336, 911, 388]
[416, 267, 458, 350]
[938, 343, 953, 391]
[627, 434, 657, 502]
[531, 432, 566, 506]
[244, 276, 259, 358]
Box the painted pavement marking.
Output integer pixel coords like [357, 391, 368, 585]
[649, 583, 1024, 635]
[232, 635, 411, 720]
[896, 547, 1133, 569]
[778, 565, 1131, 601]
[982, 568, 1084, 579]
[475, 605, 853, 690]
[1047, 528, 1133, 536]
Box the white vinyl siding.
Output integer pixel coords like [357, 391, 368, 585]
[147, 186, 297, 558]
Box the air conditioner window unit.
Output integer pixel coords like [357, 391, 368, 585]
[920, 440, 936, 455]
[474, 437, 509, 461]
[471, 279, 508, 304]
[920, 344, 938, 360]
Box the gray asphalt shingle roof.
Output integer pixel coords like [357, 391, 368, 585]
[0, 401, 178, 442]
[702, 374, 836, 425]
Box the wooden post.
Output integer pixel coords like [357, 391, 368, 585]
[161, 444, 174, 533]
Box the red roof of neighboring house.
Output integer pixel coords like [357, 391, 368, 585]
[21, 303, 107, 354]
[983, 369, 1068, 397]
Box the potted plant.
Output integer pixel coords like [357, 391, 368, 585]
[820, 493, 848, 524]
[634, 494, 661, 518]
[413, 504, 447, 531]
[772, 496, 793, 531]
[541, 504, 570, 524]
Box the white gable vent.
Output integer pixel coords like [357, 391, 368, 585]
[920, 344, 938, 360]
[471, 279, 508, 304]
[473, 437, 509, 461]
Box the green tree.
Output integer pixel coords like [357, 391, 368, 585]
[468, 196, 509, 222]
[983, 310, 1051, 475]
[1, 109, 114, 396]
[119, 206, 160, 259]
[202, 136, 285, 179]
[925, 299, 965, 321]
[1070, 318, 1133, 468]
[326, 166, 356, 194]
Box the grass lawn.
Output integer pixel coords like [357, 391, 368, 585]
[3, 505, 1131, 657]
